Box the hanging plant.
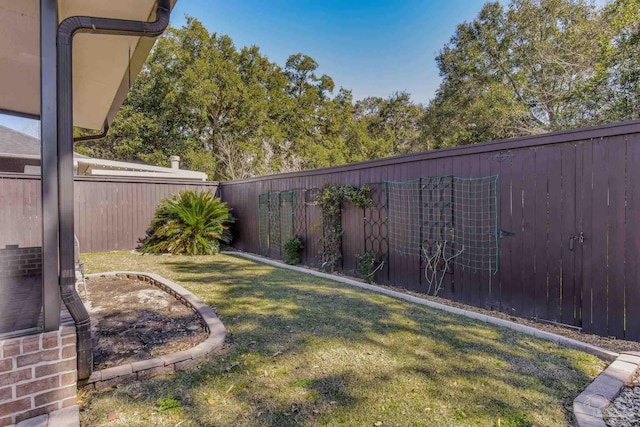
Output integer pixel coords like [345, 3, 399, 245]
[316, 184, 372, 272]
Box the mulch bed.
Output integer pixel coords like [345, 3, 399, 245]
[80, 276, 207, 371]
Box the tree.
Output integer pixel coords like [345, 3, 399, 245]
[76, 18, 403, 179]
[586, 0, 640, 121]
[421, 0, 602, 148]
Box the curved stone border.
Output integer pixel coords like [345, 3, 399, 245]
[78, 272, 226, 390]
[222, 251, 619, 361]
[573, 352, 640, 427]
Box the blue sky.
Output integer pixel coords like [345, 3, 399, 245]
[1, 0, 607, 135]
[170, 0, 495, 104]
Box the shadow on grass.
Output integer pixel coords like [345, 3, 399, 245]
[82, 255, 598, 427]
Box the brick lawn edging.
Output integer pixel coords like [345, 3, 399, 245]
[79, 272, 226, 390]
[573, 352, 640, 427]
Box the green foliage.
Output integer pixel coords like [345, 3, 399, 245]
[355, 252, 382, 283]
[283, 236, 304, 265]
[156, 396, 182, 412]
[421, 0, 640, 148]
[355, 92, 424, 156]
[140, 190, 234, 255]
[75, 18, 426, 179]
[317, 185, 373, 272]
[75, 1, 640, 173]
[586, 0, 640, 121]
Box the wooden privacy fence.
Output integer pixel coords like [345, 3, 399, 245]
[0, 174, 218, 253]
[219, 120, 640, 341]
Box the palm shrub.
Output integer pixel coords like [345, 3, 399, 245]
[140, 190, 234, 255]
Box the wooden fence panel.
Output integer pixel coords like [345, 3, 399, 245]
[625, 137, 640, 340]
[0, 175, 218, 253]
[218, 121, 640, 340]
[0, 176, 42, 249]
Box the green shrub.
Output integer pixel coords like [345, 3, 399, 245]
[317, 184, 373, 272]
[356, 252, 383, 283]
[283, 236, 304, 265]
[140, 190, 234, 255]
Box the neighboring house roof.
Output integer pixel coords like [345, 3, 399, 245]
[0, 125, 206, 181]
[0, 125, 40, 158]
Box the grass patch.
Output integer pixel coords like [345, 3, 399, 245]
[80, 252, 604, 426]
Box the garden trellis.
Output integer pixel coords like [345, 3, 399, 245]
[222, 122, 640, 340]
[385, 175, 499, 274]
[258, 190, 295, 257]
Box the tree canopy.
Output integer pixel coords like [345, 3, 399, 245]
[75, 0, 639, 179]
[421, 0, 639, 148]
[76, 17, 424, 180]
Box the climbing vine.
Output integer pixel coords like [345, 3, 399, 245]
[316, 184, 373, 272]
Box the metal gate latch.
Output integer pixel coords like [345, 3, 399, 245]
[568, 232, 585, 251]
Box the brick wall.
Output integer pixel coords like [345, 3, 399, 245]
[0, 245, 42, 278]
[0, 246, 43, 334]
[0, 322, 77, 426]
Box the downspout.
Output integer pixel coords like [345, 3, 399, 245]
[73, 122, 109, 142]
[57, 0, 171, 380]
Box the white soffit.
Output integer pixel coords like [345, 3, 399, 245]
[0, 0, 177, 130]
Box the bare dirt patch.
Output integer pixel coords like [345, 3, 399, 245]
[80, 276, 207, 370]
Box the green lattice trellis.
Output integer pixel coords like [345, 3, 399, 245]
[385, 175, 499, 273]
[258, 190, 295, 258]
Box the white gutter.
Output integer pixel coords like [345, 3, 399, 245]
[0, 153, 41, 160]
[89, 169, 206, 181]
[76, 157, 201, 174]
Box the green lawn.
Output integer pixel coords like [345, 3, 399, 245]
[79, 252, 603, 427]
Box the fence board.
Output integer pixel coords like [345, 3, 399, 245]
[625, 138, 640, 340]
[606, 136, 626, 338]
[589, 139, 608, 336]
[520, 149, 537, 318]
[534, 147, 550, 320]
[579, 141, 594, 333]
[404, 161, 422, 293]
[450, 155, 466, 303]
[546, 147, 562, 322]
[468, 153, 483, 308]
[559, 143, 578, 326]
[497, 152, 513, 313]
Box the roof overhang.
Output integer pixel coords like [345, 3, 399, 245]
[0, 0, 177, 130]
